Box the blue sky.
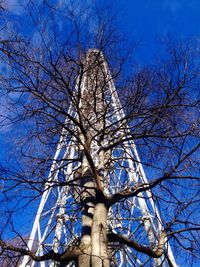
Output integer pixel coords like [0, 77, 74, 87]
[116, 0, 200, 63]
[1, 0, 199, 213]
[2, 0, 199, 135]
[5, 0, 200, 47]
[3, 0, 200, 66]
[0, 1, 200, 266]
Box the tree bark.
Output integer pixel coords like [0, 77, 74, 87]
[91, 202, 109, 267]
[78, 147, 95, 267]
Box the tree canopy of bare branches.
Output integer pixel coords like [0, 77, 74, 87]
[0, 1, 199, 267]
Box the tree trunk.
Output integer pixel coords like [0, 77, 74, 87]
[78, 155, 95, 267]
[78, 203, 109, 267]
[91, 202, 109, 267]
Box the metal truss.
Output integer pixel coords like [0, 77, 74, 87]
[20, 50, 178, 267]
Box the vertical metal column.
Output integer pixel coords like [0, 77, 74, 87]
[20, 49, 178, 267]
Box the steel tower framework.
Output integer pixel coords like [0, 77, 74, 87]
[20, 49, 178, 267]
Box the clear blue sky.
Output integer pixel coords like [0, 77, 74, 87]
[3, 0, 200, 66]
[1, 1, 200, 266]
[116, 0, 200, 63]
[1, 0, 200, 220]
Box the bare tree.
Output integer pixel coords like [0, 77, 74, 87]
[0, 1, 199, 266]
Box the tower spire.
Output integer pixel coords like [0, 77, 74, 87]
[20, 49, 177, 267]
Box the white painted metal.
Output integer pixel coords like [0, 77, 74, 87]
[21, 49, 178, 267]
[20, 114, 77, 266]
[102, 55, 178, 266]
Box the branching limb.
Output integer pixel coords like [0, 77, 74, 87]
[108, 231, 166, 258]
[0, 240, 82, 263]
[108, 143, 200, 207]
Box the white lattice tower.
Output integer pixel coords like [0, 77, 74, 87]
[20, 49, 178, 267]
